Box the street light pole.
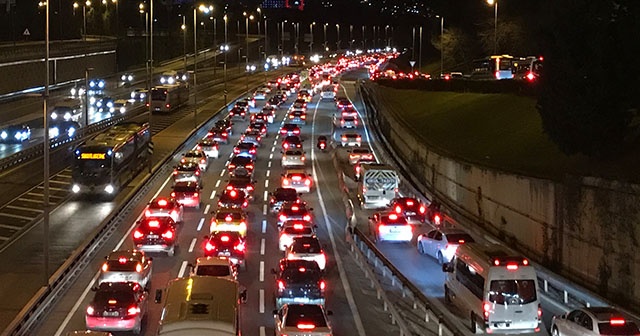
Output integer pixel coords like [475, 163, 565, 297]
[43, 0, 51, 288]
[182, 16, 186, 75]
[439, 16, 444, 76]
[84, 67, 93, 126]
[336, 24, 340, 51]
[362, 25, 365, 49]
[412, 26, 415, 59]
[220, 44, 229, 106]
[82, 4, 86, 41]
[193, 7, 198, 130]
[309, 22, 314, 54]
[213, 17, 217, 76]
[419, 26, 423, 70]
[349, 24, 353, 50]
[487, 0, 498, 54]
[323, 23, 327, 52]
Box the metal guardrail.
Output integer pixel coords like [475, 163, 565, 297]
[357, 82, 640, 320]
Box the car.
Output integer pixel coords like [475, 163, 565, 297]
[258, 85, 272, 94]
[66, 331, 113, 336]
[269, 96, 283, 107]
[49, 120, 80, 139]
[172, 162, 202, 185]
[96, 96, 114, 113]
[275, 89, 290, 98]
[338, 115, 358, 129]
[269, 187, 302, 213]
[209, 208, 249, 237]
[281, 169, 313, 193]
[181, 150, 208, 172]
[253, 90, 267, 100]
[207, 127, 229, 145]
[171, 181, 202, 209]
[190, 256, 237, 280]
[287, 110, 307, 125]
[111, 99, 130, 114]
[130, 88, 148, 101]
[417, 228, 475, 264]
[274, 304, 333, 336]
[339, 106, 358, 118]
[247, 121, 268, 137]
[320, 86, 336, 100]
[551, 307, 640, 336]
[144, 197, 184, 224]
[348, 148, 373, 165]
[98, 250, 153, 289]
[229, 106, 247, 119]
[388, 197, 427, 223]
[196, 138, 220, 158]
[225, 175, 256, 200]
[280, 123, 301, 137]
[217, 188, 249, 209]
[228, 156, 255, 177]
[0, 124, 31, 143]
[214, 119, 233, 136]
[281, 150, 306, 167]
[285, 236, 326, 270]
[291, 100, 307, 111]
[368, 212, 413, 243]
[297, 90, 312, 103]
[272, 259, 326, 308]
[202, 231, 246, 270]
[234, 100, 249, 113]
[250, 112, 269, 124]
[282, 135, 303, 151]
[242, 97, 256, 108]
[262, 105, 277, 121]
[88, 78, 106, 91]
[277, 202, 313, 226]
[340, 132, 362, 147]
[85, 282, 148, 334]
[240, 130, 263, 147]
[354, 157, 377, 181]
[132, 217, 178, 256]
[233, 142, 258, 160]
[267, 79, 280, 88]
[279, 220, 317, 251]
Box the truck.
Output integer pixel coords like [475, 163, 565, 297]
[357, 163, 399, 209]
[156, 276, 246, 336]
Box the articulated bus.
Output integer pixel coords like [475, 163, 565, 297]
[150, 84, 189, 113]
[71, 122, 151, 196]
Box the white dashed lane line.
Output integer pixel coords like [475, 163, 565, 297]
[259, 289, 265, 313]
[215, 180, 221, 188]
[188, 238, 197, 252]
[197, 218, 205, 231]
[260, 238, 265, 255]
[263, 190, 268, 201]
[266, 170, 270, 177]
[209, 190, 217, 200]
[259, 261, 265, 282]
[264, 180, 269, 188]
[268, 161, 272, 168]
[262, 219, 267, 233]
[203, 204, 210, 215]
[177, 260, 189, 278]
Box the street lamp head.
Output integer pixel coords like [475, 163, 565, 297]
[223, 14, 227, 21]
[249, 15, 254, 20]
[486, 0, 495, 5]
[74, 2, 80, 9]
[38, 1, 46, 8]
[102, 0, 107, 5]
[138, 3, 144, 12]
[243, 11, 247, 16]
[257, 7, 261, 13]
[181, 24, 186, 30]
[199, 4, 212, 13]
[85, 0, 91, 6]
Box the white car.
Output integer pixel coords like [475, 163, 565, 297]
[281, 150, 306, 167]
[340, 132, 362, 147]
[550, 307, 640, 336]
[189, 256, 237, 281]
[97, 250, 153, 289]
[368, 212, 413, 243]
[320, 88, 336, 100]
[112, 99, 130, 114]
[181, 150, 208, 172]
[253, 90, 267, 100]
[281, 169, 312, 193]
[274, 304, 333, 336]
[144, 197, 184, 224]
[416, 228, 475, 264]
[285, 236, 326, 270]
[196, 138, 220, 159]
[279, 220, 316, 251]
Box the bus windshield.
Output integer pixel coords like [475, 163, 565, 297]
[75, 158, 110, 171]
[151, 88, 168, 101]
[489, 279, 537, 305]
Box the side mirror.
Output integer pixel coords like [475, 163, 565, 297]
[155, 289, 163, 303]
[326, 310, 334, 316]
[104, 255, 108, 260]
[442, 262, 453, 273]
[239, 289, 248, 303]
[270, 268, 277, 275]
[309, 207, 314, 211]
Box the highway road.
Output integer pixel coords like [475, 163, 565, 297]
[33, 75, 405, 335]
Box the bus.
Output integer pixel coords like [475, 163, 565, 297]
[442, 243, 542, 334]
[150, 84, 189, 113]
[470, 55, 516, 80]
[156, 276, 245, 336]
[71, 122, 151, 196]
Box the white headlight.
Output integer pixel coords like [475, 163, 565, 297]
[120, 107, 126, 114]
[167, 77, 175, 84]
[51, 112, 58, 120]
[68, 127, 76, 137]
[70, 88, 77, 96]
[64, 112, 72, 121]
[1, 131, 7, 139]
[14, 132, 21, 140]
[104, 185, 114, 194]
[160, 77, 166, 84]
[127, 75, 133, 81]
[49, 127, 60, 138]
[98, 81, 105, 89]
[121, 75, 126, 81]
[72, 184, 81, 193]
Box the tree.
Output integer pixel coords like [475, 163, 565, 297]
[431, 26, 475, 71]
[536, 0, 640, 157]
[477, 18, 528, 56]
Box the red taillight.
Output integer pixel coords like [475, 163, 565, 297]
[193, 192, 198, 197]
[234, 242, 245, 251]
[283, 178, 290, 186]
[434, 214, 441, 225]
[610, 318, 626, 325]
[303, 214, 311, 221]
[133, 230, 144, 239]
[526, 72, 535, 81]
[483, 302, 491, 320]
[319, 280, 326, 290]
[86, 306, 95, 315]
[278, 280, 285, 290]
[506, 263, 518, 270]
[170, 210, 178, 217]
[148, 220, 160, 228]
[145, 103, 150, 107]
[145, 210, 152, 217]
[135, 263, 143, 273]
[165, 103, 170, 108]
[220, 235, 230, 242]
[170, 192, 176, 198]
[249, 149, 256, 154]
[162, 230, 174, 240]
[228, 164, 236, 169]
[172, 171, 178, 175]
[247, 185, 254, 191]
[127, 305, 140, 316]
[200, 159, 206, 164]
[304, 179, 311, 186]
[293, 129, 300, 134]
[279, 214, 287, 222]
[280, 129, 287, 134]
[394, 205, 402, 214]
[195, 171, 200, 176]
[246, 164, 254, 169]
[341, 136, 347, 141]
[537, 304, 543, 320]
[419, 206, 426, 214]
[101, 263, 108, 272]
[205, 241, 216, 251]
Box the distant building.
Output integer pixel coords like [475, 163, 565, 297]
[261, 0, 286, 8]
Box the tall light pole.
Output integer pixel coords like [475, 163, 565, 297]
[309, 22, 315, 54]
[194, 4, 213, 129]
[181, 16, 186, 75]
[412, 26, 416, 59]
[213, 16, 217, 75]
[264, 16, 268, 58]
[73, 1, 91, 41]
[323, 23, 328, 52]
[335, 23, 340, 51]
[244, 12, 254, 90]
[487, 0, 498, 54]
[281, 20, 286, 57]
[436, 15, 444, 76]
[220, 44, 229, 106]
[349, 24, 353, 50]
[43, 0, 51, 288]
[362, 25, 365, 49]
[419, 26, 423, 70]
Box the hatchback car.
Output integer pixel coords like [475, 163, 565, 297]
[354, 158, 377, 181]
[285, 236, 326, 271]
[143, 197, 183, 224]
[190, 256, 237, 281]
[85, 282, 148, 334]
[203, 231, 246, 270]
[196, 138, 219, 158]
[171, 181, 202, 209]
[172, 162, 202, 185]
[181, 150, 208, 172]
[269, 188, 302, 213]
[368, 212, 412, 243]
[228, 156, 255, 177]
[338, 116, 358, 129]
[279, 221, 317, 251]
[274, 304, 333, 336]
[240, 130, 263, 147]
[389, 197, 427, 224]
[98, 250, 153, 289]
[551, 307, 640, 336]
[217, 189, 249, 209]
[281, 169, 313, 193]
[233, 142, 258, 160]
[348, 148, 374, 165]
[287, 110, 307, 125]
[280, 123, 301, 137]
[282, 136, 303, 151]
[225, 176, 256, 200]
[417, 228, 475, 264]
[273, 259, 326, 308]
[247, 122, 268, 137]
[281, 150, 306, 168]
[340, 132, 362, 147]
[209, 208, 249, 237]
[229, 106, 247, 119]
[132, 217, 178, 256]
[277, 202, 313, 226]
[253, 90, 267, 100]
[207, 128, 229, 144]
[339, 106, 358, 118]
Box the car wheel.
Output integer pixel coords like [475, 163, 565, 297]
[132, 322, 142, 335]
[417, 241, 425, 254]
[167, 246, 175, 257]
[196, 202, 201, 210]
[469, 313, 477, 334]
[437, 252, 445, 265]
[551, 327, 559, 336]
[444, 285, 452, 304]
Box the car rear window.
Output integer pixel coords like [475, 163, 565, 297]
[282, 267, 321, 282]
[598, 322, 640, 335]
[177, 165, 197, 172]
[352, 149, 369, 154]
[173, 185, 197, 192]
[105, 260, 138, 272]
[291, 238, 321, 253]
[231, 157, 252, 165]
[216, 212, 242, 221]
[196, 265, 231, 277]
[285, 150, 303, 156]
[488, 280, 537, 305]
[94, 290, 135, 305]
[184, 152, 202, 158]
[446, 233, 475, 244]
[284, 305, 327, 327]
[283, 227, 313, 235]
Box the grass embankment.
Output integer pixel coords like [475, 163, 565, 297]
[377, 87, 640, 182]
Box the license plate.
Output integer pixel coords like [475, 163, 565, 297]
[103, 311, 119, 317]
[219, 252, 231, 256]
[148, 234, 159, 239]
[293, 297, 309, 302]
[406, 211, 416, 216]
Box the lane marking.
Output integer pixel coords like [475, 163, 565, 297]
[262, 219, 267, 233]
[263, 190, 269, 202]
[310, 95, 367, 336]
[197, 218, 205, 231]
[264, 180, 269, 188]
[263, 205, 268, 216]
[215, 180, 221, 188]
[209, 190, 217, 199]
[203, 204, 210, 215]
[260, 261, 265, 282]
[260, 238, 265, 255]
[219, 169, 225, 177]
[260, 326, 266, 336]
[268, 161, 272, 168]
[188, 238, 197, 252]
[273, 140, 278, 146]
[266, 170, 270, 177]
[259, 289, 265, 313]
[269, 153, 273, 160]
[271, 147, 275, 153]
[178, 260, 189, 278]
[225, 160, 230, 166]
[342, 83, 379, 159]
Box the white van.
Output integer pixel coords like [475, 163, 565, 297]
[442, 243, 542, 334]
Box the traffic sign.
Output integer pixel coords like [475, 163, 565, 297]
[23, 29, 30, 36]
[409, 60, 416, 67]
[224, 89, 228, 95]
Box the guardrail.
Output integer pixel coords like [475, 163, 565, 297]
[357, 82, 640, 320]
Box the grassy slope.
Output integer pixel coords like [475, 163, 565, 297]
[377, 87, 640, 181]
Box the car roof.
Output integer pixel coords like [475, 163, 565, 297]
[196, 256, 232, 267]
[285, 169, 307, 175]
[284, 150, 303, 155]
[173, 181, 199, 188]
[106, 250, 144, 261]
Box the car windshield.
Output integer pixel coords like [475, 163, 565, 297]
[284, 305, 327, 327]
[285, 150, 303, 156]
[105, 260, 138, 272]
[196, 265, 231, 277]
[598, 322, 640, 335]
[291, 238, 321, 253]
[488, 280, 537, 305]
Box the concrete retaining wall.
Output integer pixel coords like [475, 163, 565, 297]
[363, 82, 640, 308]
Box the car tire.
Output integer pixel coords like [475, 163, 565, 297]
[469, 313, 478, 334]
[444, 285, 452, 304]
[196, 202, 201, 210]
[417, 241, 425, 254]
[437, 252, 445, 265]
[168, 246, 175, 257]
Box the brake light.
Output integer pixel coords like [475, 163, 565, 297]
[229, 190, 237, 197]
[234, 148, 239, 154]
[377, 224, 386, 232]
[319, 280, 326, 290]
[228, 164, 236, 169]
[170, 192, 176, 198]
[483, 302, 491, 321]
[247, 185, 254, 191]
[434, 214, 441, 225]
[234, 242, 245, 251]
[195, 171, 200, 176]
[205, 241, 216, 251]
[225, 215, 233, 222]
[246, 164, 254, 169]
[388, 213, 398, 220]
[294, 129, 300, 134]
[239, 222, 247, 231]
[538, 304, 543, 320]
[297, 324, 315, 330]
[287, 253, 295, 259]
[118, 257, 128, 264]
[108, 299, 117, 305]
[193, 192, 199, 197]
[506, 263, 518, 270]
[165, 103, 170, 108]
[303, 214, 311, 221]
[610, 318, 626, 325]
[394, 205, 402, 214]
[526, 72, 536, 81]
[86, 306, 95, 315]
[341, 136, 347, 141]
[279, 215, 287, 222]
[136, 263, 143, 273]
[101, 263, 108, 272]
[419, 205, 426, 214]
[200, 159, 206, 164]
[283, 178, 290, 186]
[280, 129, 287, 134]
[127, 305, 140, 316]
[162, 230, 174, 240]
[133, 230, 144, 239]
[220, 235, 230, 242]
[277, 280, 285, 290]
[148, 220, 160, 228]
[170, 210, 178, 217]
[173, 171, 178, 175]
[157, 199, 168, 206]
[249, 149, 256, 154]
[293, 223, 304, 230]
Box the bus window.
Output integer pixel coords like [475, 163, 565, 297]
[488, 279, 537, 305]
